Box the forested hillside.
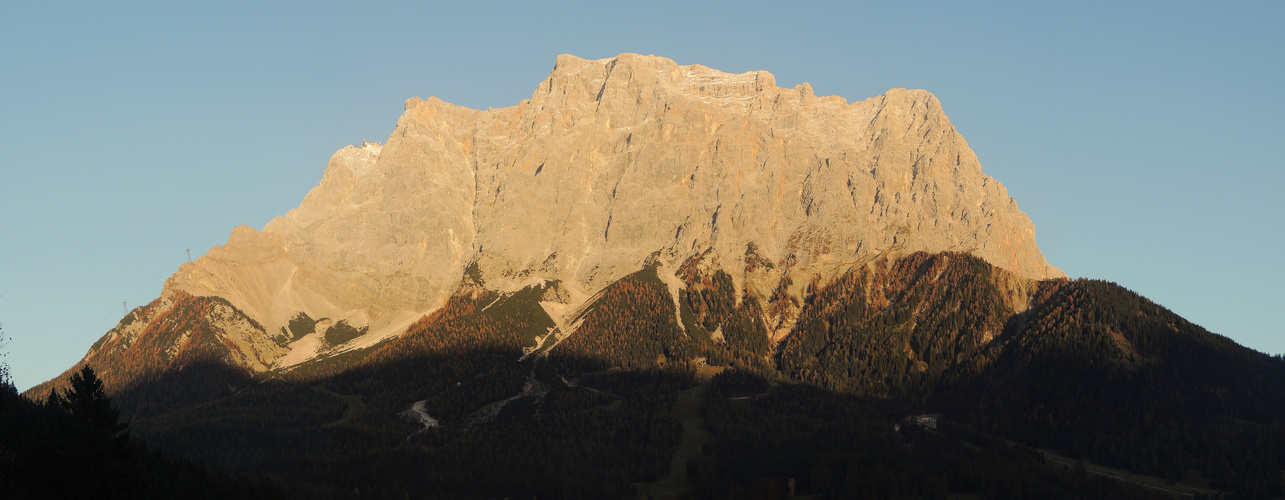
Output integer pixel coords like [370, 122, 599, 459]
[694, 369, 1157, 499]
[118, 283, 692, 498]
[19, 251, 1285, 498]
[778, 252, 1015, 397]
[1, 361, 281, 499]
[27, 291, 272, 419]
[957, 278, 1285, 495]
[773, 252, 1285, 497]
[551, 267, 695, 373]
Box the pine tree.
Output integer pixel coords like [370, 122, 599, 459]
[64, 365, 128, 440]
[49, 365, 139, 498]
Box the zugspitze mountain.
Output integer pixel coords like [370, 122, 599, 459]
[68, 53, 1063, 380]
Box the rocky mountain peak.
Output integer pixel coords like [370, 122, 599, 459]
[162, 53, 1061, 369]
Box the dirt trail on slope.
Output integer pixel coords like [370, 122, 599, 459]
[638, 365, 723, 497]
[313, 383, 367, 427]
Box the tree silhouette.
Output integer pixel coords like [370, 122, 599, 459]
[64, 365, 128, 440]
[40, 365, 140, 498]
[0, 323, 8, 388]
[2, 361, 281, 498]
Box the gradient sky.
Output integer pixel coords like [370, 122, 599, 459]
[2, 1, 1282, 392]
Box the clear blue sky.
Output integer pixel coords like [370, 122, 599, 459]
[2, 1, 1282, 392]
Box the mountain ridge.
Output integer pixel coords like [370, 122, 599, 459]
[156, 53, 1062, 375]
[34, 53, 1061, 398]
[23, 53, 1285, 500]
[31, 249, 1282, 498]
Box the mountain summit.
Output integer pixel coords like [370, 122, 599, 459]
[30, 55, 1285, 500]
[60, 54, 1062, 381]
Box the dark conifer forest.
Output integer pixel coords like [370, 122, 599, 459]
[0, 359, 282, 498]
[9, 252, 1285, 498]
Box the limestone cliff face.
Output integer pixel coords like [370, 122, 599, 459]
[166, 53, 1062, 367]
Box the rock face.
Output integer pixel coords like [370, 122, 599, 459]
[165, 53, 1062, 368]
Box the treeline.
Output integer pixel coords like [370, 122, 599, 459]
[952, 278, 1285, 497]
[25, 250, 1285, 498]
[0, 365, 282, 499]
[778, 252, 1013, 398]
[677, 253, 776, 375]
[324, 289, 540, 415]
[770, 252, 1285, 497]
[551, 267, 696, 373]
[278, 286, 555, 418]
[677, 252, 737, 334]
[118, 284, 696, 499]
[27, 291, 264, 420]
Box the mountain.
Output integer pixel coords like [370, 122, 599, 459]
[26, 54, 1284, 498]
[54, 252, 1282, 498]
[34, 53, 1061, 396]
